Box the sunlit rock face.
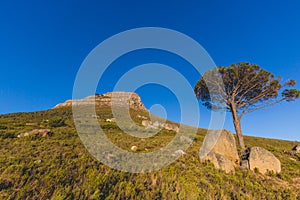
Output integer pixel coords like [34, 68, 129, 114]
[54, 92, 148, 111]
[200, 130, 240, 165]
[199, 130, 240, 173]
[248, 146, 281, 174]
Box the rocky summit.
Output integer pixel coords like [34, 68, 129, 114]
[54, 92, 148, 111]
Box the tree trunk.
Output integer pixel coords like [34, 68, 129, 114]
[231, 106, 246, 149]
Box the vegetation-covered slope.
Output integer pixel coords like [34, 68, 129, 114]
[0, 107, 300, 199]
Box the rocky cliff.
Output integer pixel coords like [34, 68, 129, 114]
[54, 92, 148, 111]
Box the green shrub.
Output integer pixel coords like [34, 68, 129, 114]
[49, 118, 66, 128]
[0, 124, 7, 130]
[0, 131, 15, 139]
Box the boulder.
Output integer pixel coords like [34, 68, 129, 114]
[131, 146, 138, 152]
[202, 152, 235, 173]
[141, 120, 163, 129]
[18, 129, 51, 138]
[200, 130, 240, 165]
[141, 120, 151, 127]
[248, 146, 281, 174]
[152, 121, 163, 129]
[172, 149, 186, 157]
[164, 123, 179, 133]
[289, 157, 297, 162]
[292, 145, 300, 153]
[141, 120, 178, 132]
[180, 135, 193, 143]
[106, 118, 116, 123]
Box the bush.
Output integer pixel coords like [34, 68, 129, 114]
[0, 125, 7, 130]
[0, 132, 15, 139]
[49, 118, 66, 128]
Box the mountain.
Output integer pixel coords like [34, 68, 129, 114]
[0, 92, 299, 199]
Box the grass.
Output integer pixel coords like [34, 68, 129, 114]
[0, 106, 299, 199]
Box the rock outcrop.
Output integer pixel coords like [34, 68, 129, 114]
[137, 115, 147, 120]
[141, 120, 179, 132]
[142, 120, 151, 127]
[18, 129, 52, 138]
[54, 92, 148, 111]
[199, 130, 239, 173]
[248, 146, 281, 174]
[164, 123, 179, 133]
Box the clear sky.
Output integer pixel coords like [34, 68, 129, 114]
[1, 0, 299, 141]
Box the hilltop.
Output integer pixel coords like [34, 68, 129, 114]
[54, 92, 148, 112]
[0, 92, 300, 199]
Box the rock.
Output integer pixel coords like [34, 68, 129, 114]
[202, 152, 235, 173]
[141, 120, 161, 129]
[131, 146, 138, 152]
[292, 145, 300, 153]
[106, 118, 116, 123]
[142, 120, 151, 127]
[200, 130, 240, 165]
[172, 149, 186, 157]
[141, 120, 179, 132]
[180, 135, 193, 143]
[54, 92, 148, 111]
[164, 123, 179, 133]
[152, 121, 162, 128]
[103, 151, 115, 161]
[289, 157, 297, 162]
[248, 146, 281, 174]
[34, 159, 42, 164]
[18, 129, 51, 138]
[137, 115, 147, 120]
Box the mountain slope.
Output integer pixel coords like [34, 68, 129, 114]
[0, 93, 300, 199]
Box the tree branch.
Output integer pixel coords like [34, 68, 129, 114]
[239, 98, 286, 119]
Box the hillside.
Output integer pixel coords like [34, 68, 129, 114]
[0, 93, 300, 199]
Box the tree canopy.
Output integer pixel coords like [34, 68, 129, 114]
[194, 62, 300, 149]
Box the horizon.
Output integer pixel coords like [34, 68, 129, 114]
[1, 1, 300, 141]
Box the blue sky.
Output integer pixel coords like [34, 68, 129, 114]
[1, 0, 299, 141]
